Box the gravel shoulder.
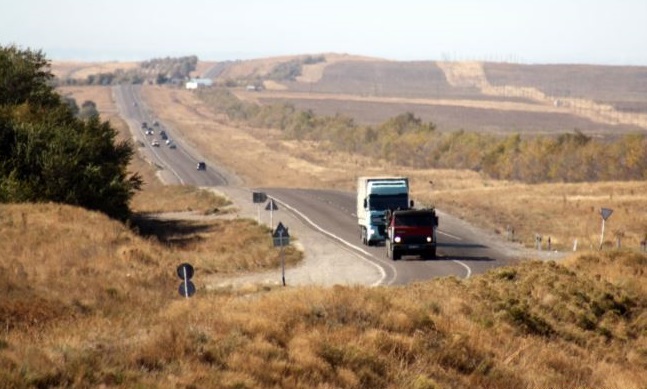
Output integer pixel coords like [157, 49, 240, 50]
[204, 186, 384, 289]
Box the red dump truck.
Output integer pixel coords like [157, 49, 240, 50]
[385, 208, 439, 260]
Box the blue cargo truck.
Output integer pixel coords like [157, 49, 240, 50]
[357, 176, 411, 246]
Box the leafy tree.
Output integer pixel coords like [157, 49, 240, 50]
[62, 96, 80, 116]
[0, 45, 59, 107]
[78, 100, 99, 119]
[0, 45, 142, 220]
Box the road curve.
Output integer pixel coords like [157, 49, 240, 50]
[114, 85, 534, 286]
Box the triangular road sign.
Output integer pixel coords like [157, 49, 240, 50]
[265, 199, 279, 211]
[273, 222, 289, 238]
[600, 208, 613, 221]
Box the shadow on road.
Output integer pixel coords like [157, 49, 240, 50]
[435, 255, 496, 262]
[438, 242, 488, 249]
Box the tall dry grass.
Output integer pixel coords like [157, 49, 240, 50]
[1, 204, 645, 388]
[1, 82, 645, 387]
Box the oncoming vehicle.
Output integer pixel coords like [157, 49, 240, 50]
[151, 140, 160, 147]
[196, 161, 206, 171]
[386, 208, 439, 260]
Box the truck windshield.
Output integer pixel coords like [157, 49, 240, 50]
[394, 214, 434, 227]
[368, 194, 408, 211]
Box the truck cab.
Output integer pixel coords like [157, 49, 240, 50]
[357, 177, 411, 246]
[386, 208, 439, 260]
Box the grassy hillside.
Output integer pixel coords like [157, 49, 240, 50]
[229, 58, 645, 134]
[28, 64, 646, 387]
[1, 203, 645, 387]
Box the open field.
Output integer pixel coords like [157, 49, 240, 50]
[224, 57, 647, 134]
[248, 92, 641, 134]
[50, 61, 139, 80]
[1, 200, 645, 387]
[140, 85, 647, 251]
[2, 59, 644, 387]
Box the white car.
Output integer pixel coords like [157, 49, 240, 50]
[151, 140, 160, 147]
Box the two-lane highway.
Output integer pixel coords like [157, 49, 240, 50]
[114, 85, 523, 285]
[113, 85, 233, 187]
[262, 188, 519, 285]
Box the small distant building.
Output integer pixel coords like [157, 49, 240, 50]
[185, 78, 213, 89]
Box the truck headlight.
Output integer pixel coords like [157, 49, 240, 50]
[394, 236, 401, 243]
[369, 228, 375, 235]
[426, 236, 432, 242]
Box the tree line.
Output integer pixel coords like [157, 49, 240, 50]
[197, 87, 647, 183]
[0, 45, 141, 220]
[56, 55, 198, 86]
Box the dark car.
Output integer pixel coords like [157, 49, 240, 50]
[196, 162, 206, 171]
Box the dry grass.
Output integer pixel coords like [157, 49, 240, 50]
[51, 61, 139, 80]
[7, 61, 641, 386]
[1, 205, 645, 388]
[140, 84, 647, 252]
[54, 86, 300, 274]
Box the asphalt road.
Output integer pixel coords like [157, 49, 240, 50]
[113, 85, 234, 186]
[114, 85, 533, 286]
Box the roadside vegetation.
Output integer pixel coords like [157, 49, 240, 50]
[0, 203, 645, 387]
[3, 52, 646, 386]
[0, 45, 141, 221]
[197, 88, 647, 183]
[54, 55, 198, 86]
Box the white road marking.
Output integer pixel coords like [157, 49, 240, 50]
[271, 195, 392, 286]
[452, 260, 472, 279]
[437, 230, 462, 240]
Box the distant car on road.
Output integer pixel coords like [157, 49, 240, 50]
[160, 130, 168, 140]
[168, 142, 177, 149]
[141, 122, 147, 129]
[196, 161, 206, 171]
[151, 140, 160, 147]
[145, 129, 154, 135]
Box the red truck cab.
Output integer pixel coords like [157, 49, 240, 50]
[386, 208, 439, 260]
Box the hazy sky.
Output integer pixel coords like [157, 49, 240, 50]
[2, 0, 646, 65]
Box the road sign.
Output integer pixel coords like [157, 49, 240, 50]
[253, 192, 267, 203]
[177, 263, 195, 298]
[599, 208, 614, 250]
[272, 222, 289, 286]
[178, 281, 196, 297]
[272, 222, 290, 247]
[176, 263, 194, 280]
[265, 199, 279, 211]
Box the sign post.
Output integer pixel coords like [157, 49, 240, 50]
[599, 208, 613, 250]
[176, 263, 196, 298]
[272, 222, 289, 286]
[265, 198, 279, 230]
[252, 192, 267, 224]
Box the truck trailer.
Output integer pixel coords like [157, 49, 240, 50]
[357, 176, 411, 246]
